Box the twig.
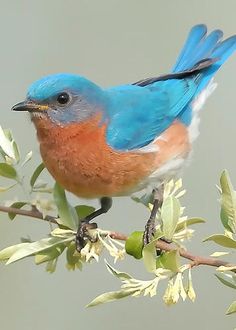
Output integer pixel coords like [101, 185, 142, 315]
[0, 205, 234, 270]
[151, 240, 232, 269]
[0, 205, 58, 224]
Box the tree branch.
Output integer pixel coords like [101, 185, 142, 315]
[0, 205, 58, 224]
[0, 204, 234, 270]
[109, 232, 234, 269]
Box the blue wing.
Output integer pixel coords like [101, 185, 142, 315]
[104, 25, 236, 152]
[105, 78, 198, 150]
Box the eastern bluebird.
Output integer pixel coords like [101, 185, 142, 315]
[12, 24, 236, 250]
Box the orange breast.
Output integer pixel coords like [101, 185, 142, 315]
[32, 114, 190, 198]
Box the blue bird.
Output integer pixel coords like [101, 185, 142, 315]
[12, 24, 236, 250]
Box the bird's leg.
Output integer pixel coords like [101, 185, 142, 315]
[76, 197, 112, 252]
[143, 185, 164, 246]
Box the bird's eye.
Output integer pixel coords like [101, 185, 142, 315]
[57, 92, 70, 105]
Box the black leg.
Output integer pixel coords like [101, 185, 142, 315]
[76, 197, 112, 252]
[143, 185, 164, 246]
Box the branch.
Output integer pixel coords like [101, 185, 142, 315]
[0, 205, 58, 224]
[110, 232, 232, 269]
[0, 204, 234, 270]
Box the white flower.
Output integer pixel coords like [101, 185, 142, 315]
[164, 178, 186, 200]
[97, 231, 125, 263]
[163, 271, 187, 305]
[186, 268, 196, 302]
[173, 228, 194, 241]
[31, 195, 55, 218]
[80, 240, 104, 263]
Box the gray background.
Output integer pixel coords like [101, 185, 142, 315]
[0, 1, 235, 329]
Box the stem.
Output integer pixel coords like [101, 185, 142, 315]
[0, 204, 234, 270]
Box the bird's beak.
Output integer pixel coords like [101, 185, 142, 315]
[12, 101, 49, 112]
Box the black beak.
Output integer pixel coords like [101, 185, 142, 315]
[12, 101, 36, 112]
[12, 101, 48, 112]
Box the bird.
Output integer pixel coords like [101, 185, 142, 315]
[12, 24, 236, 250]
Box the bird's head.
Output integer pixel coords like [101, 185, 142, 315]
[12, 73, 106, 124]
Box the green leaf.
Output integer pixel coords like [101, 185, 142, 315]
[210, 251, 229, 257]
[8, 202, 27, 220]
[156, 250, 180, 272]
[53, 182, 78, 230]
[30, 163, 45, 188]
[142, 240, 157, 273]
[86, 289, 135, 307]
[46, 258, 58, 273]
[12, 141, 20, 164]
[220, 170, 236, 233]
[218, 265, 236, 272]
[51, 228, 75, 237]
[35, 244, 65, 265]
[142, 235, 163, 273]
[105, 260, 132, 280]
[3, 129, 13, 141]
[0, 126, 15, 159]
[6, 236, 73, 264]
[75, 205, 95, 220]
[215, 273, 236, 290]
[125, 231, 143, 259]
[0, 243, 30, 261]
[226, 301, 236, 315]
[33, 186, 53, 194]
[21, 151, 32, 166]
[0, 163, 17, 180]
[203, 234, 236, 248]
[66, 242, 83, 271]
[176, 217, 205, 232]
[33, 182, 48, 189]
[161, 196, 181, 240]
[220, 208, 233, 233]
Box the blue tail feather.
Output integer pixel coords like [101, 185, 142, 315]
[187, 30, 223, 68]
[197, 35, 236, 93]
[173, 24, 207, 72]
[175, 25, 236, 127]
[212, 35, 236, 62]
[173, 25, 236, 95]
[173, 28, 223, 72]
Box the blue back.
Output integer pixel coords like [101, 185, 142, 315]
[105, 25, 236, 151]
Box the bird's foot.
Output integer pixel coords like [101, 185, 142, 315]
[76, 222, 98, 252]
[143, 186, 164, 246]
[75, 197, 113, 252]
[143, 216, 156, 246]
[143, 224, 172, 256]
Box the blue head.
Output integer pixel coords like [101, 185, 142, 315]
[12, 73, 106, 124]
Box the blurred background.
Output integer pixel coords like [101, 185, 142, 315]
[0, 1, 235, 329]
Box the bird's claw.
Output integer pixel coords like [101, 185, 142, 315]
[143, 217, 156, 246]
[143, 221, 173, 246]
[76, 222, 98, 252]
